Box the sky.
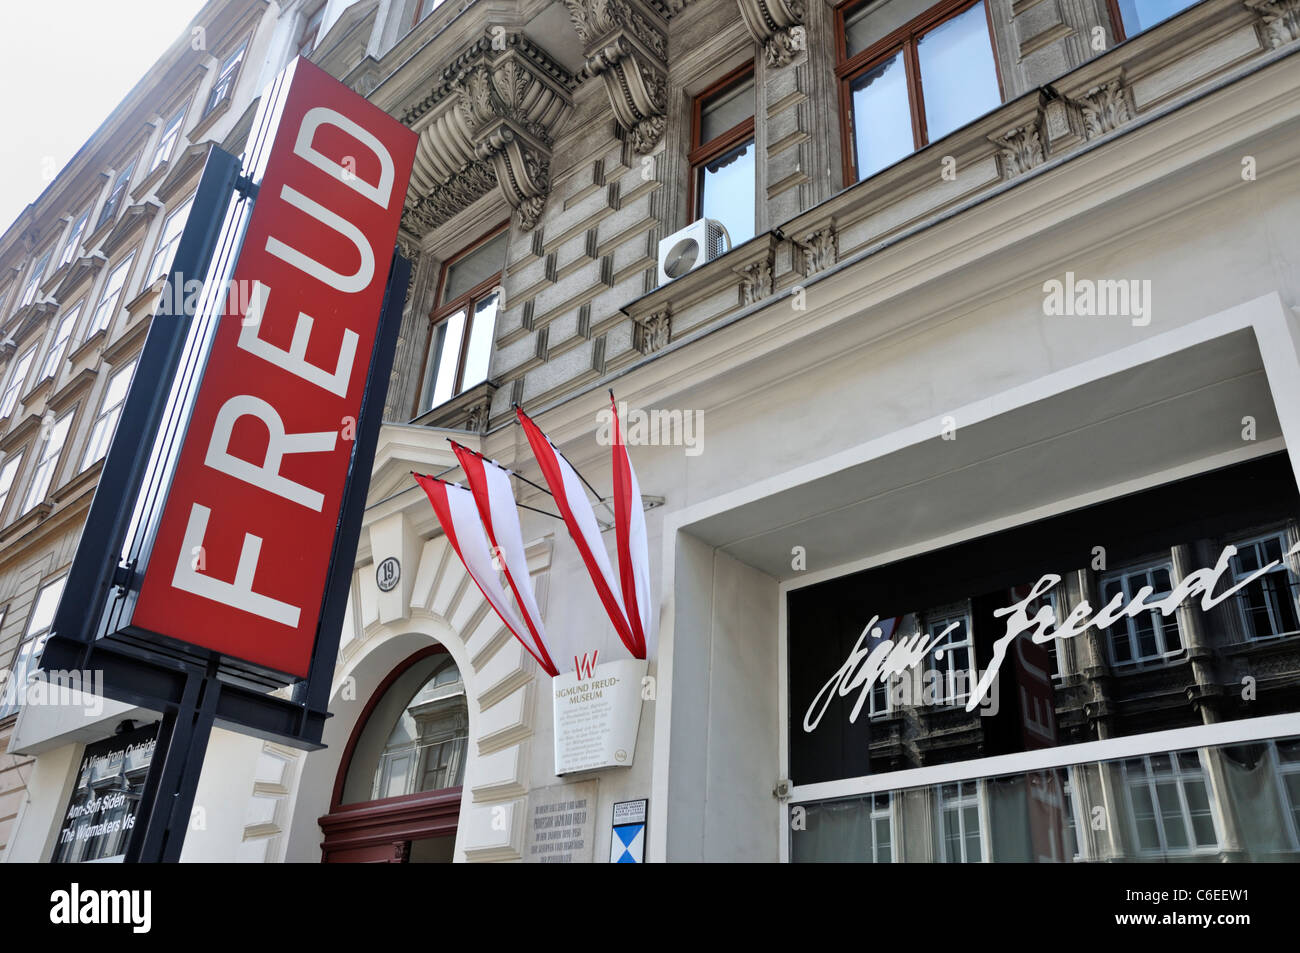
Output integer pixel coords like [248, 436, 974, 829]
[0, 0, 209, 232]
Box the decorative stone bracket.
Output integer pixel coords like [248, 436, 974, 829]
[1245, 0, 1300, 48]
[736, 0, 806, 67]
[633, 307, 671, 354]
[565, 0, 670, 154]
[399, 32, 575, 233]
[990, 74, 1134, 180]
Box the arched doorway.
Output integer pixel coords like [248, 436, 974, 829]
[318, 646, 468, 862]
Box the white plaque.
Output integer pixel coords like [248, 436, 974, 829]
[552, 658, 647, 775]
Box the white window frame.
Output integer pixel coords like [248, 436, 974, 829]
[0, 346, 37, 419]
[0, 450, 24, 521]
[38, 305, 81, 382]
[1100, 559, 1184, 668]
[206, 39, 249, 114]
[95, 159, 137, 233]
[926, 609, 974, 707]
[1122, 751, 1221, 857]
[1228, 530, 1300, 641]
[935, 778, 989, 862]
[19, 247, 54, 309]
[149, 104, 188, 174]
[59, 206, 92, 268]
[147, 199, 192, 284]
[22, 411, 73, 512]
[867, 791, 896, 862]
[0, 575, 67, 719]
[88, 251, 136, 339]
[82, 359, 137, 470]
[1273, 738, 1300, 851]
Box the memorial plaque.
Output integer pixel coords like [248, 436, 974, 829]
[552, 658, 647, 774]
[524, 780, 598, 864]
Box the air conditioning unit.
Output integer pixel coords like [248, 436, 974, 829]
[657, 218, 730, 285]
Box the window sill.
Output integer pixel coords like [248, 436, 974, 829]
[410, 379, 498, 433]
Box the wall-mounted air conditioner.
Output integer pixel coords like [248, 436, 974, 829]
[657, 218, 730, 285]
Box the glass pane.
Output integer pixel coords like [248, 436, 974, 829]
[700, 75, 755, 144]
[1117, 0, 1196, 36]
[462, 291, 499, 388]
[917, 2, 1001, 142]
[698, 139, 755, 246]
[849, 51, 913, 181]
[422, 311, 465, 411]
[442, 232, 507, 304]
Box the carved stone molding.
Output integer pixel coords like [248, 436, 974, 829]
[737, 257, 774, 304]
[399, 32, 574, 233]
[633, 308, 671, 354]
[1245, 0, 1300, 48]
[989, 120, 1046, 180]
[799, 226, 837, 276]
[565, 0, 669, 153]
[465, 397, 493, 433]
[1071, 77, 1132, 140]
[736, 0, 806, 67]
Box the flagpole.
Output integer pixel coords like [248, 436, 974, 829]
[513, 403, 617, 523]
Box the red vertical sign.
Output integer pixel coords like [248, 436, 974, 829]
[133, 59, 417, 677]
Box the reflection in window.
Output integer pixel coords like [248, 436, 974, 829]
[1101, 562, 1182, 666]
[1115, 0, 1197, 38]
[691, 68, 755, 247]
[1230, 532, 1299, 640]
[0, 575, 67, 718]
[839, 0, 1001, 183]
[418, 230, 506, 415]
[927, 612, 973, 706]
[371, 656, 468, 800]
[936, 780, 983, 862]
[1123, 752, 1219, 855]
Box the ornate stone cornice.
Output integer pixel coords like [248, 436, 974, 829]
[399, 32, 574, 234]
[736, 0, 806, 67]
[799, 226, 837, 276]
[565, 0, 669, 154]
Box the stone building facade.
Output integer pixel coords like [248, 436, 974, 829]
[5, 0, 1300, 862]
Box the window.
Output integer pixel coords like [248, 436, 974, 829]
[0, 575, 66, 719]
[1062, 772, 1084, 861]
[149, 105, 188, 174]
[689, 65, 756, 248]
[1101, 561, 1183, 666]
[866, 792, 894, 862]
[22, 411, 73, 511]
[1230, 532, 1300, 640]
[58, 206, 92, 268]
[413, 0, 448, 24]
[927, 610, 973, 706]
[936, 779, 984, 862]
[1277, 739, 1300, 845]
[82, 359, 136, 469]
[297, 3, 326, 55]
[147, 199, 193, 283]
[0, 347, 36, 419]
[1109, 0, 1198, 40]
[0, 451, 23, 520]
[1123, 751, 1219, 855]
[95, 159, 137, 232]
[837, 0, 1002, 183]
[88, 252, 136, 339]
[19, 247, 54, 309]
[39, 305, 81, 381]
[418, 229, 507, 415]
[206, 39, 249, 114]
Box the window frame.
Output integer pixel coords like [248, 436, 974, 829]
[21, 409, 74, 512]
[88, 251, 138, 340]
[0, 573, 68, 720]
[0, 449, 24, 522]
[206, 36, 251, 115]
[1122, 751, 1221, 857]
[82, 358, 137, 471]
[38, 304, 82, 381]
[58, 205, 93, 268]
[1228, 530, 1300, 642]
[925, 607, 974, 707]
[834, 0, 1005, 187]
[297, 2, 327, 56]
[147, 197, 194, 285]
[412, 0, 449, 27]
[1100, 558, 1185, 668]
[95, 157, 138, 233]
[19, 246, 54, 309]
[687, 62, 757, 238]
[1105, 0, 1198, 44]
[414, 224, 508, 417]
[935, 778, 989, 862]
[0, 345, 37, 420]
[149, 103, 190, 174]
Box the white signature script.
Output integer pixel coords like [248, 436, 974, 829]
[804, 542, 1298, 732]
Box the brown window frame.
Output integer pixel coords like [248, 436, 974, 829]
[687, 62, 757, 226]
[1104, 0, 1199, 44]
[413, 222, 509, 417]
[835, 0, 1004, 187]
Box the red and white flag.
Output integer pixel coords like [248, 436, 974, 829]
[516, 406, 643, 659]
[413, 473, 558, 676]
[610, 395, 651, 658]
